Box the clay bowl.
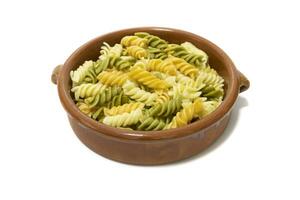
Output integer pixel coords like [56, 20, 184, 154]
[51, 27, 249, 165]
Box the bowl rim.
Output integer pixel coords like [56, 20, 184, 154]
[57, 27, 239, 140]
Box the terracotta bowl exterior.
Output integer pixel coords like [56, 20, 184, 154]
[52, 27, 249, 165]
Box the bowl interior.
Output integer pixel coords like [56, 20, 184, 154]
[59, 27, 239, 140]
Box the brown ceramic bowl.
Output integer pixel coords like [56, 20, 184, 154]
[52, 27, 249, 165]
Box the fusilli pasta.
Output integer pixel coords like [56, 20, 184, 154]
[137, 117, 167, 131]
[97, 70, 128, 87]
[125, 46, 148, 59]
[103, 109, 143, 127]
[70, 61, 97, 86]
[122, 80, 157, 105]
[166, 56, 199, 79]
[128, 66, 170, 89]
[104, 102, 145, 116]
[121, 36, 147, 48]
[166, 98, 203, 129]
[70, 32, 225, 131]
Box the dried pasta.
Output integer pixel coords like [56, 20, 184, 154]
[128, 66, 170, 89]
[70, 32, 225, 131]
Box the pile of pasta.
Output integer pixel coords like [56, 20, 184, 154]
[70, 32, 224, 131]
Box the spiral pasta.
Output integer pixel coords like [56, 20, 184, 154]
[97, 70, 128, 87]
[135, 32, 168, 50]
[122, 80, 157, 105]
[105, 92, 130, 108]
[148, 47, 168, 60]
[103, 108, 143, 127]
[155, 91, 171, 104]
[166, 44, 206, 68]
[169, 83, 201, 101]
[151, 71, 176, 86]
[166, 56, 199, 79]
[167, 98, 203, 129]
[70, 32, 225, 131]
[125, 46, 148, 59]
[149, 98, 182, 117]
[147, 59, 177, 76]
[202, 100, 222, 116]
[201, 85, 224, 99]
[110, 56, 136, 70]
[84, 86, 121, 108]
[71, 83, 106, 101]
[128, 66, 170, 89]
[93, 58, 110, 74]
[91, 106, 105, 121]
[76, 102, 93, 117]
[197, 71, 224, 90]
[176, 73, 205, 91]
[137, 117, 167, 131]
[181, 42, 208, 66]
[70, 61, 97, 86]
[104, 102, 145, 116]
[121, 36, 147, 48]
[99, 42, 122, 60]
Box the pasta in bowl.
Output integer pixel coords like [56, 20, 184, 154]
[70, 32, 225, 131]
[52, 27, 249, 165]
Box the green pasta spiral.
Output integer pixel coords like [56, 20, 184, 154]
[91, 107, 105, 121]
[201, 85, 224, 99]
[166, 44, 205, 68]
[137, 117, 167, 131]
[94, 57, 110, 74]
[84, 86, 122, 108]
[135, 32, 168, 50]
[110, 56, 136, 70]
[106, 92, 130, 108]
[148, 47, 168, 60]
[148, 98, 182, 117]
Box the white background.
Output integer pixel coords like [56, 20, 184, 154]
[0, 0, 299, 199]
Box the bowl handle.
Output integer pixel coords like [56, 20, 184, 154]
[51, 65, 62, 85]
[237, 70, 250, 93]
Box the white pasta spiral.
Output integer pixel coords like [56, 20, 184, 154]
[103, 108, 143, 127]
[122, 80, 157, 105]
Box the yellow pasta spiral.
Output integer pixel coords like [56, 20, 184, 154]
[167, 98, 203, 128]
[125, 46, 148, 59]
[104, 102, 145, 116]
[76, 102, 93, 117]
[166, 56, 199, 79]
[128, 66, 170, 89]
[155, 91, 170, 104]
[97, 70, 128, 87]
[121, 36, 147, 48]
[147, 59, 177, 76]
